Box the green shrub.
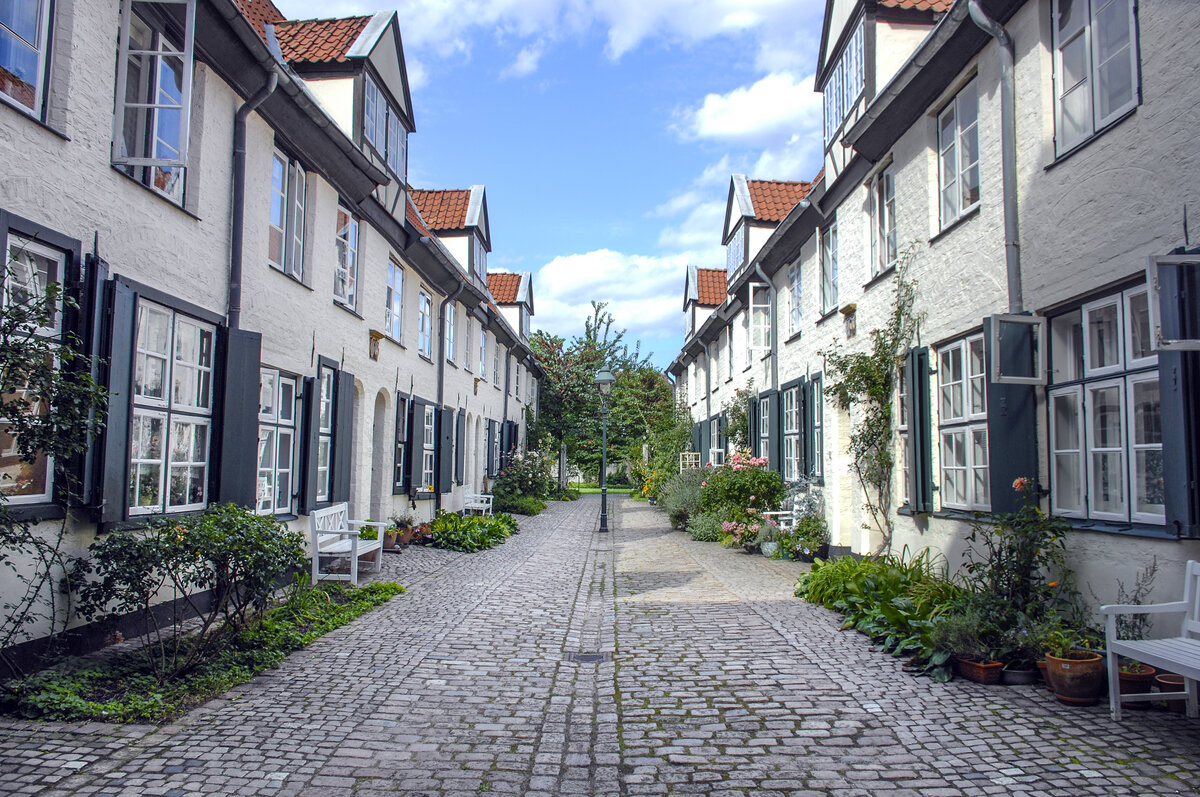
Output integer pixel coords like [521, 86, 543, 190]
[427, 511, 513, 552]
[546, 485, 580, 501]
[660, 469, 705, 529]
[698, 455, 785, 517]
[492, 449, 551, 503]
[685, 512, 724, 542]
[494, 494, 546, 516]
[73, 505, 306, 682]
[779, 515, 829, 558]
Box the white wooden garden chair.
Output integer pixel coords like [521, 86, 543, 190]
[309, 503, 387, 584]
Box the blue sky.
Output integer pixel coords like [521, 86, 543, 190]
[278, 0, 828, 368]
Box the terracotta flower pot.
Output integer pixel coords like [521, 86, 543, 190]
[1156, 673, 1186, 713]
[1036, 660, 1054, 691]
[1045, 650, 1105, 705]
[956, 657, 1003, 685]
[1118, 664, 1157, 711]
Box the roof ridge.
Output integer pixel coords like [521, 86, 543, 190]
[274, 14, 374, 26]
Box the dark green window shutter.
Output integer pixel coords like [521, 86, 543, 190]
[770, 391, 783, 474]
[393, 396, 408, 495]
[691, 422, 701, 454]
[700, 418, 711, 465]
[216, 328, 262, 507]
[905, 347, 934, 513]
[983, 317, 1038, 514]
[485, 420, 496, 477]
[796, 378, 809, 477]
[408, 399, 425, 496]
[1159, 263, 1200, 537]
[79, 256, 110, 512]
[439, 407, 454, 494]
[747, 397, 759, 456]
[455, 408, 466, 484]
[99, 279, 137, 524]
[331, 370, 354, 504]
[298, 376, 318, 514]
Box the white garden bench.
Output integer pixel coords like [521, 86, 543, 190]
[463, 492, 493, 516]
[309, 503, 387, 584]
[1102, 559, 1200, 720]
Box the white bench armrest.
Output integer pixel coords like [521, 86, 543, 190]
[1100, 600, 1188, 616]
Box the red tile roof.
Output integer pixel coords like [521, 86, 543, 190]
[234, 0, 285, 43]
[406, 196, 433, 238]
[273, 16, 372, 64]
[878, 0, 952, 11]
[410, 189, 471, 231]
[488, 273, 522, 304]
[696, 268, 726, 307]
[746, 180, 814, 223]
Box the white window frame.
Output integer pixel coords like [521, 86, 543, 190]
[870, 166, 896, 276]
[937, 80, 980, 229]
[725, 327, 734, 380]
[334, 206, 358, 310]
[315, 367, 334, 503]
[1082, 294, 1124, 377]
[473, 234, 487, 282]
[464, 318, 473, 371]
[421, 404, 435, 492]
[1049, 385, 1086, 518]
[937, 335, 989, 511]
[1126, 371, 1163, 524]
[417, 288, 432, 358]
[709, 417, 723, 466]
[788, 263, 802, 337]
[822, 17, 864, 147]
[820, 221, 838, 314]
[758, 396, 770, 467]
[385, 259, 403, 342]
[1123, 287, 1155, 369]
[493, 344, 500, 387]
[129, 300, 213, 515]
[445, 302, 456, 363]
[256, 368, 296, 516]
[1084, 377, 1126, 522]
[726, 223, 745, 273]
[810, 375, 824, 479]
[897, 363, 910, 503]
[1052, 0, 1138, 156]
[515, 364, 522, 399]
[0, 0, 52, 115]
[479, 328, 487, 380]
[268, 150, 305, 280]
[783, 386, 800, 482]
[1146, 255, 1200, 351]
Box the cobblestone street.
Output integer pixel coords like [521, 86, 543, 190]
[2, 495, 1199, 796]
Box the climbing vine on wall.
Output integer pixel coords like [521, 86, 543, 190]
[821, 246, 923, 554]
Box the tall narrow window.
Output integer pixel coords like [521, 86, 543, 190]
[417, 289, 432, 358]
[897, 363, 910, 503]
[937, 335, 989, 511]
[938, 80, 980, 228]
[334, 206, 358, 309]
[750, 285, 771, 352]
[464, 318, 473, 371]
[1, 0, 51, 114]
[788, 263, 802, 336]
[870, 166, 896, 275]
[129, 301, 213, 514]
[479, 329, 487, 380]
[393, 396, 408, 492]
[112, 0, 197, 205]
[820, 221, 838, 314]
[709, 418, 724, 465]
[758, 396, 770, 467]
[445, 302, 456, 362]
[256, 369, 296, 515]
[726, 224, 745, 272]
[472, 234, 487, 281]
[726, 327, 734, 380]
[421, 404, 435, 492]
[268, 151, 305, 280]
[315, 367, 334, 503]
[810, 375, 824, 479]
[1053, 0, 1138, 155]
[493, 344, 501, 387]
[385, 259, 403, 341]
[783, 385, 800, 481]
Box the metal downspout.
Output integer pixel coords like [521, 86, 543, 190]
[968, 0, 1023, 313]
[228, 70, 278, 330]
[436, 277, 466, 512]
[752, 263, 779, 390]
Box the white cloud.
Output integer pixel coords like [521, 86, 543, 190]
[501, 41, 545, 78]
[680, 71, 821, 145]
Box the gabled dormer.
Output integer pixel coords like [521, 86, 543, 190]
[409, 186, 491, 284]
[683, 265, 726, 339]
[486, 273, 535, 341]
[816, 0, 949, 183]
[722, 175, 814, 281]
[271, 10, 415, 218]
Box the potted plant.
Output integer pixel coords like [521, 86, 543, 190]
[755, 518, 782, 558]
[1043, 626, 1105, 705]
[929, 609, 1003, 684]
[385, 514, 415, 550]
[1117, 659, 1157, 711]
[997, 620, 1041, 685]
[791, 514, 830, 563]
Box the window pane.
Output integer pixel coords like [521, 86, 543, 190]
[1131, 378, 1160, 446]
[1127, 290, 1152, 361]
[1086, 302, 1120, 371]
[1091, 384, 1122, 447]
[1092, 451, 1124, 514]
[1093, 0, 1130, 64]
[1060, 32, 1089, 93]
[0, 424, 49, 499]
[972, 428, 989, 507]
[259, 370, 276, 419]
[1057, 0, 1087, 38]
[968, 338, 986, 415]
[1054, 453, 1083, 512]
[1051, 309, 1084, 383]
[1053, 392, 1080, 450]
[279, 378, 295, 424]
[257, 427, 275, 513]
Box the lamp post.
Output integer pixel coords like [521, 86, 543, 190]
[595, 367, 616, 533]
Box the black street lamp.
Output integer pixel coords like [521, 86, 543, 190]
[595, 367, 616, 533]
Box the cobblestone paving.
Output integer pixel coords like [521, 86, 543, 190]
[0, 495, 1198, 796]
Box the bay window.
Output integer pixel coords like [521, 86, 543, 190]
[1053, 0, 1138, 155]
[364, 74, 407, 181]
[256, 368, 296, 515]
[937, 81, 980, 228]
[129, 301, 213, 514]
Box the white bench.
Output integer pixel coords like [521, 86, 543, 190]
[309, 503, 387, 584]
[1102, 559, 1200, 720]
[463, 492, 493, 516]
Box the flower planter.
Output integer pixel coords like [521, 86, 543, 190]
[1000, 666, 1039, 686]
[955, 657, 1003, 685]
[760, 541, 780, 558]
[796, 543, 829, 563]
[1155, 673, 1186, 713]
[1045, 650, 1105, 705]
[1118, 664, 1157, 710]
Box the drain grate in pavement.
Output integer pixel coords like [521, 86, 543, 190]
[567, 651, 612, 663]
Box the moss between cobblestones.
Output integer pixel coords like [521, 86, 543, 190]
[1, 581, 405, 724]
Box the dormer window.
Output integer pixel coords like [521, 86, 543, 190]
[363, 74, 407, 182]
[822, 17, 864, 148]
[472, 234, 487, 281]
[726, 224, 745, 272]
